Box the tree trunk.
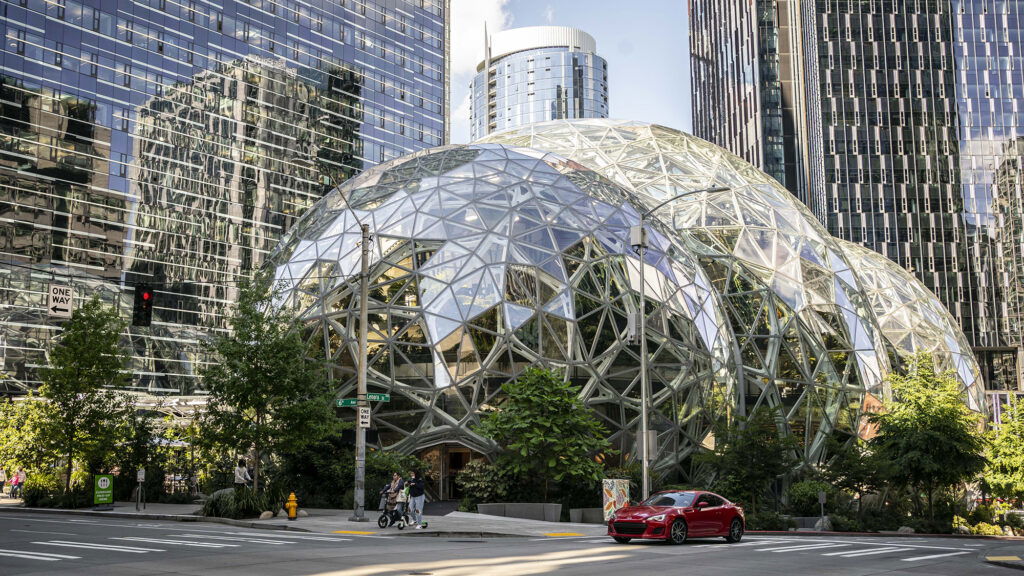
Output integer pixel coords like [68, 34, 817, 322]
[254, 448, 261, 492]
[65, 450, 73, 494]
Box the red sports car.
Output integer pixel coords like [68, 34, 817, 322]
[607, 490, 745, 544]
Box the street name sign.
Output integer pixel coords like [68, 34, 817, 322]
[48, 284, 74, 318]
[366, 393, 390, 402]
[336, 393, 390, 407]
[358, 406, 371, 428]
[337, 398, 358, 407]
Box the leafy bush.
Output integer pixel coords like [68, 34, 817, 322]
[1003, 512, 1024, 531]
[21, 472, 63, 507]
[971, 521, 1004, 536]
[786, 480, 834, 516]
[745, 510, 795, 531]
[233, 487, 270, 518]
[456, 460, 509, 509]
[201, 488, 238, 519]
[828, 513, 862, 532]
[158, 491, 198, 505]
[969, 504, 996, 525]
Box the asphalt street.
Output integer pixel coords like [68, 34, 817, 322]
[0, 512, 1018, 576]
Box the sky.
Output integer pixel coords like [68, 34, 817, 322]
[449, 0, 690, 144]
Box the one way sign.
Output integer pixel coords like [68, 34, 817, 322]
[47, 284, 74, 318]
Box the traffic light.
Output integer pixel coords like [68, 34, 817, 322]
[132, 285, 154, 327]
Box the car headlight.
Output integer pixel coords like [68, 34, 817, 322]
[647, 514, 666, 522]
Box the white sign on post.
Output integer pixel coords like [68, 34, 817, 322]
[47, 284, 74, 318]
[358, 406, 371, 428]
[137, 469, 146, 483]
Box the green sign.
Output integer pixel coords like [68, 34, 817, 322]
[336, 393, 390, 407]
[94, 474, 114, 505]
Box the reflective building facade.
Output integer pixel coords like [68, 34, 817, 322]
[469, 26, 608, 140]
[689, 0, 1024, 395]
[270, 120, 983, 489]
[0, 0, 449, 395]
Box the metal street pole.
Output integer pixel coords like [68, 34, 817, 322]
[349, 223, 370, 522]
[630, 186, 730, 501]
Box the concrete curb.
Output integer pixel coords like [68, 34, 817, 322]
[0, 505, 312, 532]
[985, 559, 1024, 571]
[750, 529, 1024, 541]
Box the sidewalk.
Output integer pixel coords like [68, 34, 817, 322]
[982, 542, 1024, 571]
[0, 497, 608, 538]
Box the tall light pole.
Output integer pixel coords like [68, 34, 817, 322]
[629, 186, 729, 500]
[348, 223, 371, 522]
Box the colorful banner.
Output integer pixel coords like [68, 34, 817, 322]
[602, 478, 630, 520]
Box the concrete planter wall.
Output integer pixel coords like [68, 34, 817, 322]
[569, 508, 605, 524]
[477, 503, 562, 522]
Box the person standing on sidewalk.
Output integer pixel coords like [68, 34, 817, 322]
[0, 466, 7, 498]
[407, 470, 425, 528]
[10, 467, 26, 499]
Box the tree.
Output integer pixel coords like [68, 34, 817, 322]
[474, 367, 612, 502]
[869, 353, 986, 521]
[986, 395, 1024, 503]
[38, 296, 131, 493]
[697, 406, 798, 514]
[199, 272, 339, 492]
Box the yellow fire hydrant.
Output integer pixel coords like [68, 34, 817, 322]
[284, 492, 299, 521]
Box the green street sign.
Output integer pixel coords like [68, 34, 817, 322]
[336, 394, 390, 407]
[94, 474, 114, 505]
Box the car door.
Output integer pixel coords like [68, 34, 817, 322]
[703, 494, 726, 534]
[689, 493, 717, 535]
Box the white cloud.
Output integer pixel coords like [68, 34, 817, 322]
[543, 4, 555, 24]
[449, 0, 512, 144]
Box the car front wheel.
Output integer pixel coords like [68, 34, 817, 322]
[726, 518, 744, 543]
[613, 536, 631, 544]
[669, 519, 688, 545]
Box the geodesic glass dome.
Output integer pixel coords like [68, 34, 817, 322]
[269, 144, 734, 479]
[480, 119, 893, 459]
[837, 239, 984, 411]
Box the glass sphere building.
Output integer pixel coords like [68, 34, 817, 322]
[268, 120, 983, 485]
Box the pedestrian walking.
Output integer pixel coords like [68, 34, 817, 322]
[10, 467, 26, 499]
[0, 467, 7, 498]
[387, 472, 404, 513]
[233, 459, 252, 489]
[407, 469, 426, 529]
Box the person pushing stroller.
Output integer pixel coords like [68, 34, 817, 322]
[377, 472, 406, 528]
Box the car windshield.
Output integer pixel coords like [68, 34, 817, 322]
[640, 491, 696, 507]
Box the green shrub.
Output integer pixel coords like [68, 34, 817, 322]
[233, 487, 270, 518]
[786, 480, 834, 516]
[828, 513, 862, 532]
[21, 472, 62, 507]
[158, 491, 198, 505]
[971, 521, 1004, 536]
[1003, 512, 1024, 531]
[201, 489, 238, 519]
[745, 511, 795, 531]
[969, 504, 996, 525]
[455, 460, 509, 509]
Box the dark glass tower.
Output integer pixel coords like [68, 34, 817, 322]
[690, 0, 1024, 394]
[0, 0, 449, 396]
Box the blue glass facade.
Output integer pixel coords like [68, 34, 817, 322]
[0, 0, 449, 395]
[470, 26, 607, 140]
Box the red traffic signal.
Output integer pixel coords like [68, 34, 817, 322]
[132, 285, 155, 326]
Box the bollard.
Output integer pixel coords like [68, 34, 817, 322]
[285, 492, 299, 521]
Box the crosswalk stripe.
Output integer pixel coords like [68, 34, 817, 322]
[221, 531, 352, 542]
[34, 540, 164, 553]
[831, 547, 915, 558]
[0, 548, 80, 561]
[757, 543, 850, 553]
[171, 534, 288, 545]
[112, 537, 238, 548]
[901, 550, 971, 562]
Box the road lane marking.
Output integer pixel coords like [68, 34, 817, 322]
[901, 550, 972, 562]
[987, 556, 1022, 561]
[757, 543, 850, 553]
[332, 530, 378, 535]
[170, 534, 289, 545]
[112, 537, 237, 548]
[34, 540, 163, 553]
[223, 531, 353, 542]
[11, 529, 76, 536]
[0, 548, 80, 561]
[833, 547, 915, 558]
[544, 532, 585, 537]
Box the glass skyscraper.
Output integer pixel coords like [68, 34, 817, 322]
[690, 0, 1024, 396]
[469, 26, 607, 140]
[0, 0, 449, 397]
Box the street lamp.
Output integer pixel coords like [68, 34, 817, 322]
[629, 186, 730, 500]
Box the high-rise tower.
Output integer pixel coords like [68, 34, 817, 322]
[689, 0, 1023, 398]
[470, 26, 608, 140]
[0, 0, 450, 396]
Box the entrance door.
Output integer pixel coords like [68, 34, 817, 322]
[445, 447, 471, 500]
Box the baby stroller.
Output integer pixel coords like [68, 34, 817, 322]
[377, 484, 410, 529]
